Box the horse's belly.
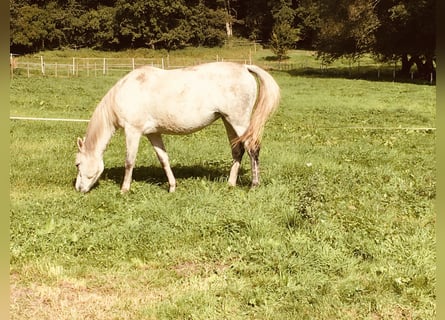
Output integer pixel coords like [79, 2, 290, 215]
[150, 107, 220, 134]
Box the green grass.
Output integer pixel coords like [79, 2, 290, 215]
[10, 51, 436, 319]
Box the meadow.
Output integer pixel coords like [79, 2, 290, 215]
[10, 48, 436, 319]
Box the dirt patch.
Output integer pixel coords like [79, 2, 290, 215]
[10, 260, 232, 319]
[171, 260, 229, 278]
[11, 280, 121, 320]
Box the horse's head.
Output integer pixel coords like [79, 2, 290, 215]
[75, 137, 104, 193]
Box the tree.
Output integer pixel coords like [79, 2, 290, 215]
[294, 0, 321, 49]
[188, 2, 227, 47]
[57, 0, 89, 49]
[374, 0, 435, 78]
[113, 0, 221, 50]
[10, 0, 287, 52]
[10, 2, 64, 52]
[240, 0, 276, 41]
[299, 0, 435, 78]
[80, 6, 118, 49]
[269, 1, 300, 61]
[310, 0, 379, 62]
[149, 1, 193, 51]
[114, 0, 152, 48]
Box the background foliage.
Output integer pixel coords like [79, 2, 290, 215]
[10, 0, 436, 78]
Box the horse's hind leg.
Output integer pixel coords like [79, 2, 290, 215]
[247, 145, 261, 188]
[229, 142, 245, 186]
[147, 134, 176, 192]
[222, 119, 245, 186]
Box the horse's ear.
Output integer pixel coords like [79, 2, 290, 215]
[77, 137, 85, 151]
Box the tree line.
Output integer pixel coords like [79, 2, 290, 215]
[10, 0, 435, 78]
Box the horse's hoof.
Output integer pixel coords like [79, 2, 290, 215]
[168, 185, 176, 193]
[250, 183, 259, 189]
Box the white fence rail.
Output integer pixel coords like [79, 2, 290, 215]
[11, 55, 255, 78]
[10, 53, 435, 84]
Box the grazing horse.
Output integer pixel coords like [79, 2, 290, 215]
[75, 62, 280, 193]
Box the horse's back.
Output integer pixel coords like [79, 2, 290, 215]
[111, 62, 258, 135]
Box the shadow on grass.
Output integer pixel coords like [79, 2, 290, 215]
[263, 55, 290, 61]
[259, 56, 435, 85]
[282, 66, 435, 85]
[101, 164, 249, 189]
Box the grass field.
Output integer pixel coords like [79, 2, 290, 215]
[10, 49, 436, 319]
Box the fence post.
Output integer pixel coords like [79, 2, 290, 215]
[103, 58, 106, 75]
[55, 63, 58, 77]
[10, 54, 13, 78]
[393, 62, 396, 81]
[40, 56, 45, 75]
[132, 58, 135, 70]
[72, 58, 75, 76]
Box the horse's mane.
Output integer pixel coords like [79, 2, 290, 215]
[84, 91, 117, 153]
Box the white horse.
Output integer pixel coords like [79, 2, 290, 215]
[75, 62, 280, 193]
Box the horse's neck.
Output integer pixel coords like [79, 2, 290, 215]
[85, 103, 115, 157]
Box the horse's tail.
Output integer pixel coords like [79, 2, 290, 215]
[233, 65, 280, 151]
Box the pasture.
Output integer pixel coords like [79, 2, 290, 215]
[10, 51, 435, 319]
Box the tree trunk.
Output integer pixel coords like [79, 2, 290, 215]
[400, 53, 413, 77]
[226, 21, 233, 37]
[224, 0, 233, 37]
[411, 55, 425, 76]
[423, 56, 435, 79]
[400, 54, 436, 80]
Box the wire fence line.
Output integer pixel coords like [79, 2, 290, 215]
[10, 54, 435, 84]
[10, 54, 257, 78]
[10, 116, 90, 122]
[9, 116, 436, 132]
[6, 54, 362, 78]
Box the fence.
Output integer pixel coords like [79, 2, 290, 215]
[10, 54, 255, 78]
[9, 53, 435, 84]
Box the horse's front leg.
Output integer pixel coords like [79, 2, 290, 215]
[121, 129, 141, 193]
[148, 134, 176, 192]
